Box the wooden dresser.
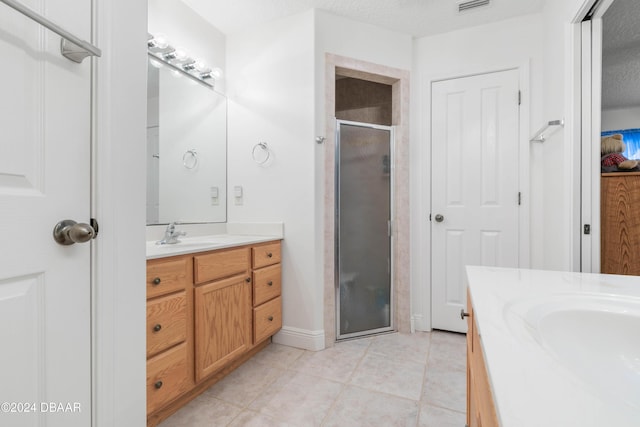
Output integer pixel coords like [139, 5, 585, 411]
[601, 172, 640, 275]
[146, 240, 282, 426]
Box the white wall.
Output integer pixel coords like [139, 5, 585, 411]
[226, 11, 319, 348]
[411, 13, 544, 330]
[602, 106, 640, 130]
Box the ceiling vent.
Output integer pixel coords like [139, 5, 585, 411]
[457, 0, 491, 13]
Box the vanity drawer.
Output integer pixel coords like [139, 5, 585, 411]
[194, 247, 249, 284]
[147, 342, 191, 414]
[252, 242, 281, 269]
[253, 296, 282, 344]
[252, 264, 281, 306]
[147, 257, 190, 299]
[147, 291, 187, 358]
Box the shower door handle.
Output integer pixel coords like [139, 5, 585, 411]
[434, 214, 444, 223]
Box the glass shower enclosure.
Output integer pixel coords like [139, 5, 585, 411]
[336, 120, 394, 339]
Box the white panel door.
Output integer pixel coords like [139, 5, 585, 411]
[431, 70, 520, 332]
[0, 1, 92, 426]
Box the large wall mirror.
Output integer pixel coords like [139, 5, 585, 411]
[146, 57, 227, 225]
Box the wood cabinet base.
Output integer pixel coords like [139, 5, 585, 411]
[147, 339, 269, 427]
[467, 289, 499, 427]
[146, 241, 282, 426]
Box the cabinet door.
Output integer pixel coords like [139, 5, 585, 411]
[601, 175, 640, 274]
[194, 275, 252, 381]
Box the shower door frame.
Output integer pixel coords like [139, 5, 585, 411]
[335, 119, 395, 340]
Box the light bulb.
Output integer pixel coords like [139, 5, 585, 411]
[149, 33, 168, 49]
[173, 47, 188, 62]
[194, 59, 208, 73]
[211, 67, 223, 79]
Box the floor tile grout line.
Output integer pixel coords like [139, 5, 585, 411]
[318, 382, 349, 426]
[160, 332, 468, 426]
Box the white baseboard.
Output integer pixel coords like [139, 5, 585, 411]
[272, 326, 325, 351]
[412, 314, 431, 332]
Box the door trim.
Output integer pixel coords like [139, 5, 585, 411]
[92, 0, 147, 424]
[335, 119, 395, 340]
[578, 0, 614, 273]
[417, 62, 531, 331]
[323, 54, 411, 347]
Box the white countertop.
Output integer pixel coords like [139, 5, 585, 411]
[146, 234, 281, 259]
[466, 266, 640, 427]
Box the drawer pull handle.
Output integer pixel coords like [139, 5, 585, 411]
[154, 381, 163, 389]
[152, 277, 161, 285]
[153, 324, 162, 332]
[267, 252, 273, 258]
[268, 316, 274, 321]
[246, 277, 251, 283]
[267, 281, 273, 286]
[460, 309, 470, 320]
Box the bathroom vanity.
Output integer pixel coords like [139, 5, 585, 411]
[146, 235, 282, 426]
[466, 266, 640, 427]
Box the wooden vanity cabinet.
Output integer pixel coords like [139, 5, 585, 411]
[146, 240, 282, 426]
[193, 247, 252, 381]
[251, 242, 283, 344]
[467, 289, 499, 427]
[146, 256, 194, 415]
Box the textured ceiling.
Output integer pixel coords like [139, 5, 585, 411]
[182, 0, 543, 38]
[602, 0, 640, 110]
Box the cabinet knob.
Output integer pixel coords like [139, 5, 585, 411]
[460, 309, 470, 320]
[267, 281, 273, 286]
[246, 277, 251, 283]
[267, 252, 273, 258]
[154, 381, 163, 389]
[152, 277, 161, 285]
[153, 324, 162, 332]
[268, 316, 274, 321]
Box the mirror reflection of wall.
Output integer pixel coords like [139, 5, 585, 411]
[601, 0, 640, 159]
[146, 58, 227, 225]
[148, 0, 227, 226]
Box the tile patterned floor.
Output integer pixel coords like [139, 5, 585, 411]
[159, 331, 467, 427]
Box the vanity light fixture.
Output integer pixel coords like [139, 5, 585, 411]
[147, 33, 221, 89]
[181, 60, 197, 71]
[162, 48, 178, 60]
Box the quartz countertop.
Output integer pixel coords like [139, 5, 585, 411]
[466, 266, 640, 427]
[146, 234, 281, 259]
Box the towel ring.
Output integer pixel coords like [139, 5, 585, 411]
[183, 149, 198, 169]
[252, 142, 270, 165]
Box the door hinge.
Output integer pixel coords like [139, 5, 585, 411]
[388, 220, 392, 237]
[90, 218, 99, 238]
[518, 90, 522, 105]
[518, 192, 521, 206]
[584, 224, 591, 235]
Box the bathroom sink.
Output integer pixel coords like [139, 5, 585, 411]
[153, 235, 238, 247]
[504, 294, 640, 408]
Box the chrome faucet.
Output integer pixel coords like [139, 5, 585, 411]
[156, 222, 186, 245]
